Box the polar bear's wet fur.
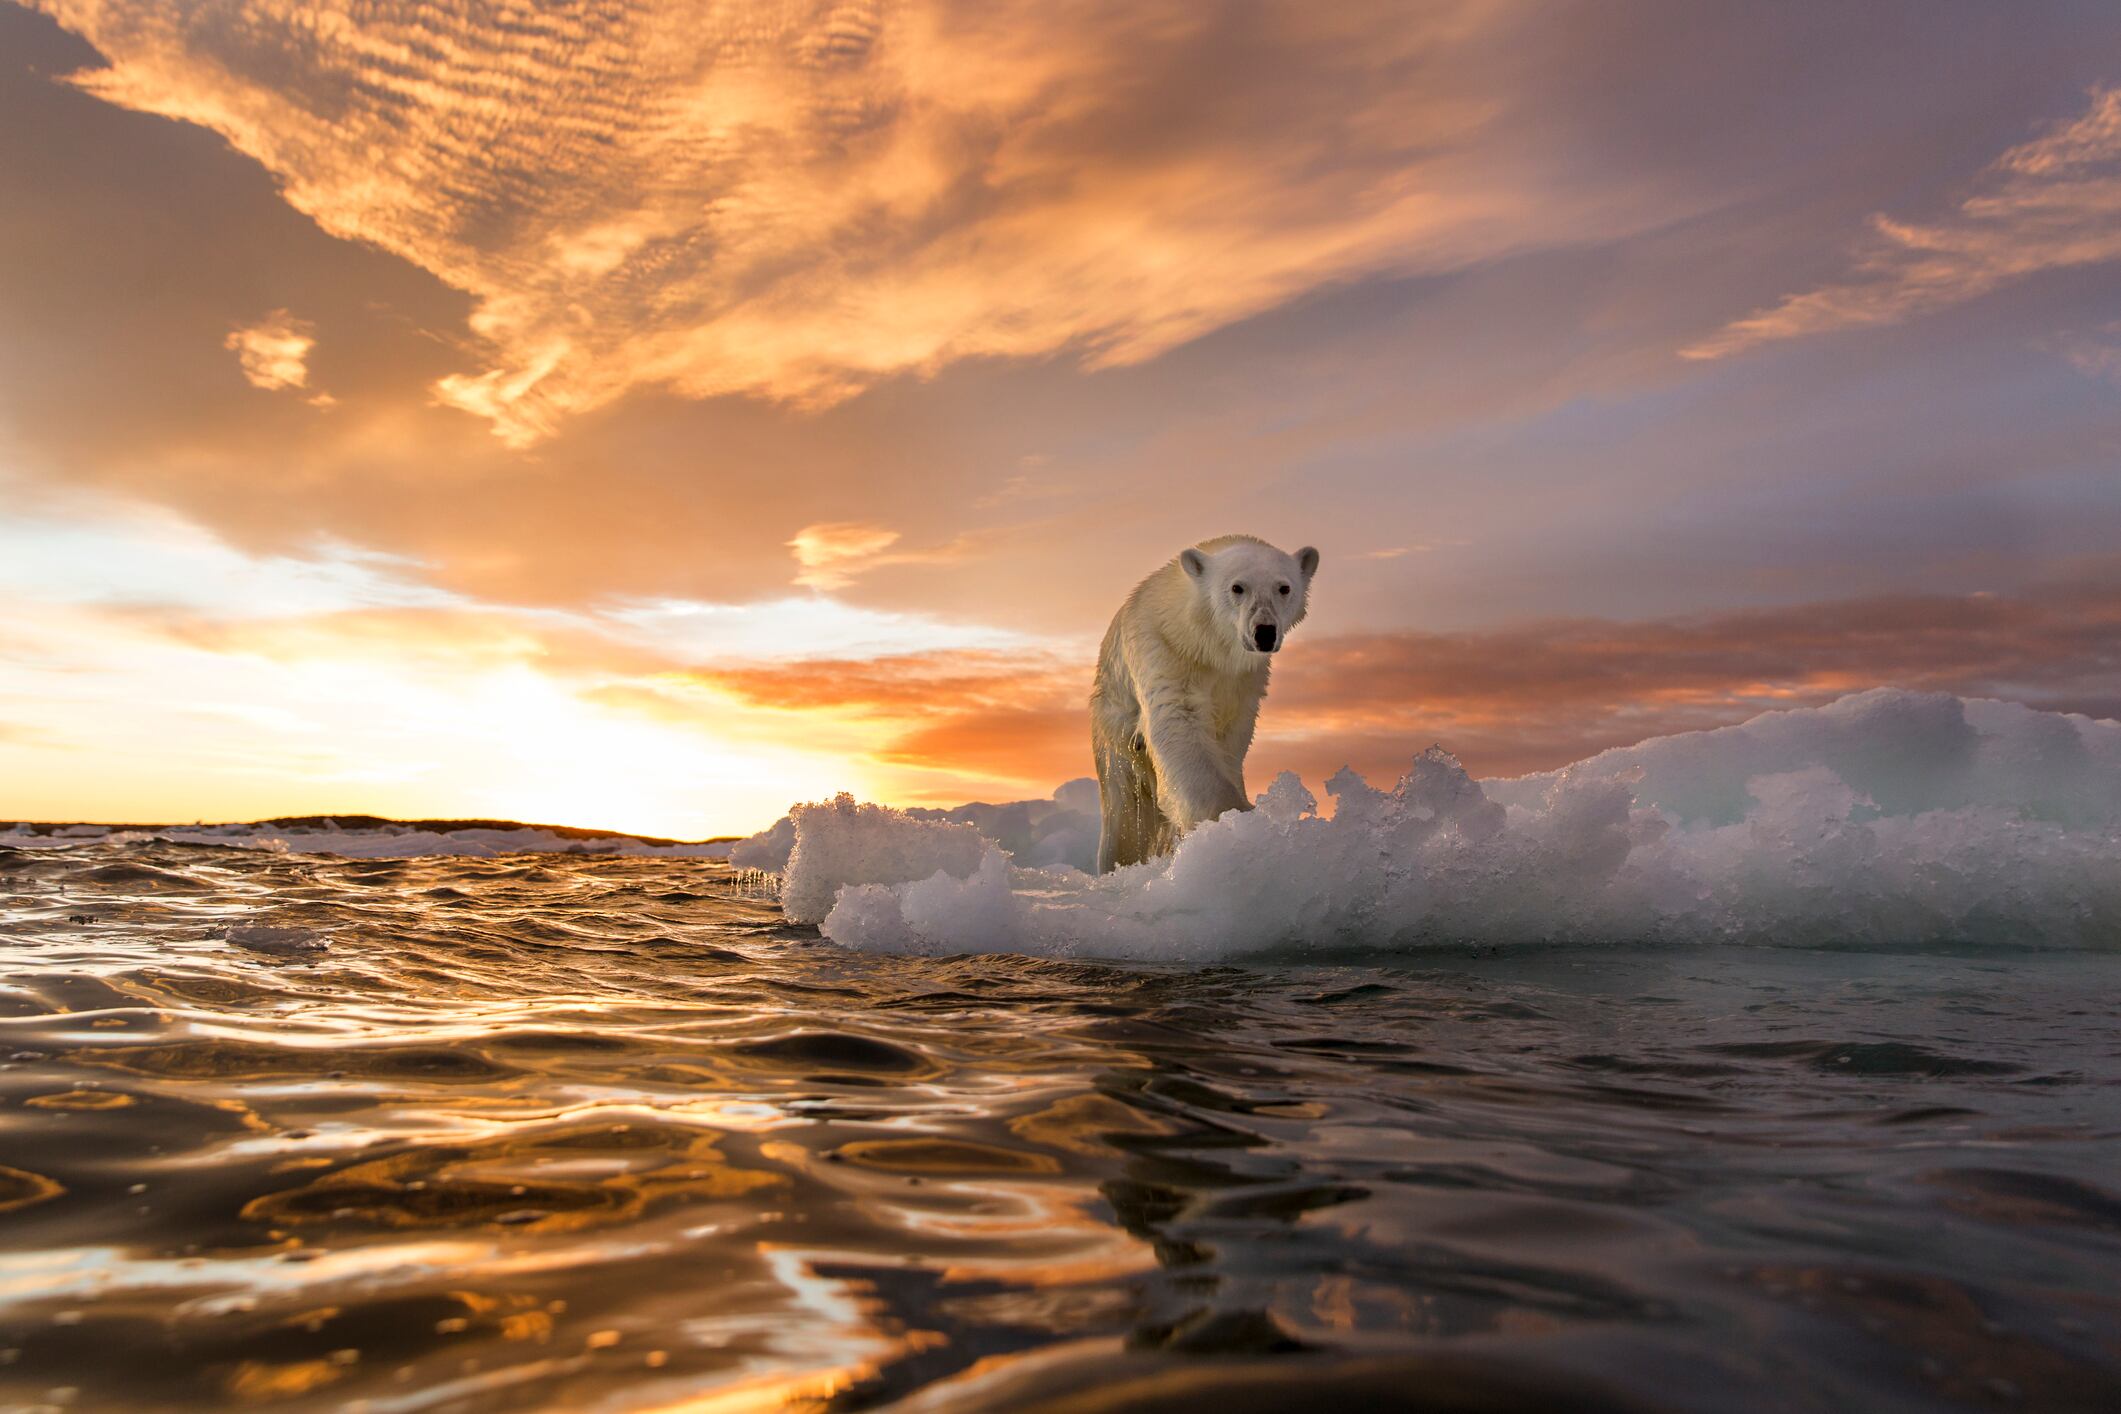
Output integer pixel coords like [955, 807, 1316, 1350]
[1091, 535, 1320, 872]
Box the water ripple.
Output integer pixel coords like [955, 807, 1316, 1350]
[0, 840, 2117, 1410]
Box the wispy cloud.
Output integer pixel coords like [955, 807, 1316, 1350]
[32, 0, 1679, 444]
[2059, 320, 2121, 388]
[0, 501, 449, 618]
[786, 521, 984, 590]
[787, 522, 904, 591]
[1686, 87, 2121, 360]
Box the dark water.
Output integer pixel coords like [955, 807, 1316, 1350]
[1, 841, 2117, 1412]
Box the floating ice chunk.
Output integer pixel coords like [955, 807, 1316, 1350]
[730, 777, 1101, 877]
[800, 692, 2121, 958]
[779, 794, 990, 924]
[728, 815, 797, 871]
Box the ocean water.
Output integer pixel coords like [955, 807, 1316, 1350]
[2, 839, 2117, 1412]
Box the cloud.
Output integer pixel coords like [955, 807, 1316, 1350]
[0, 498, 452, 618]
[785, 521, 990, 590]
[30, 0, 1689, 444]
[1686, 86, 2121, 360]
[1262, 581, 2121, 779]
[703, 650, 1078, 713]
[2060, 321, 2121, 387]
[787, 522, 904, 590]
[608, 593, 1034, 661]
[685, 580, 2121, 792]
[223, 309, 330, 403]
[693, 648, 1089, 792]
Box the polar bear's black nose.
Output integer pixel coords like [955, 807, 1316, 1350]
[1254, 623, 1278, 652]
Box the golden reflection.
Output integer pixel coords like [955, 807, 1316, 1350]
[0, 1165, 65, 1215]
[759, 1131, 1157, 1290]
[223, 1356, 349, 1401]
[642, 1365, 864, 1414]
[833, 1138, 1060, 1176]
[662, 1098, 796, 1132]
[281, 1305, 342, 1333]
[207, 1096, 277, 1135]
[267, 1156, 336, 1173]
[1007, 1092, 1174, 1155]
[23, 1088, 135, 1110]
[499, 1309, 555, 1343]
[74, 1037, 519, 1084]
[242, 1119, 781, 1234]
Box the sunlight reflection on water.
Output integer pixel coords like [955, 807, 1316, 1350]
[0, 840, 2117, 1411]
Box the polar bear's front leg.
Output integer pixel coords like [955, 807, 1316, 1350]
[1143, 697, 1249, 834]
[1093, 723, 1164, 872]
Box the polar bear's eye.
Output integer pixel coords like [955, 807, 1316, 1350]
[1278, 583, 1291, 595]
[1231, 583, 1246, 596]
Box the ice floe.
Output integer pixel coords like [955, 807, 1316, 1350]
[786, 691, 2121, 957]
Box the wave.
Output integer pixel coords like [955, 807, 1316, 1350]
[0, 819, 731, 860]
[788, 690, 2121, 957]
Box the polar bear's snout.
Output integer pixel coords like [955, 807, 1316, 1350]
[1253, 622, 1279, 653]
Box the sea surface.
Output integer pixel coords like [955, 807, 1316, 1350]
[1, 839, 2117, 1412]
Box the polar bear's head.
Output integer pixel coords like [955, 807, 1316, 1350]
[1179, 537, 1320, 658]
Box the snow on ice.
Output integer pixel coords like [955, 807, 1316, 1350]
[776, 691, 2121, 957]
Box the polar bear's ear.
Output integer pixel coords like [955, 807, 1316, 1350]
[1179, 548, 1209, 580]
[1297, 546, 1320, 579]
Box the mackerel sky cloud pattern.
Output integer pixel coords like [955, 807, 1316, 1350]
[34, 0, 1662, 444]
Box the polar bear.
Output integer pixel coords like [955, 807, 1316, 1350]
[1090, 535, 1320, 872]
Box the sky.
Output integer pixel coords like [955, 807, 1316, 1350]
[2, 0, 2119, 838]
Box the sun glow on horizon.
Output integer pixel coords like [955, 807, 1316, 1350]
[0, 499, 1020, 838]
[386, 666, 858, 840]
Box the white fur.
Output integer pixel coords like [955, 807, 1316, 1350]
[1090, 535, 1319, 872]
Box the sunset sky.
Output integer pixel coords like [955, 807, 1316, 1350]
[4, 1, 2120, 838]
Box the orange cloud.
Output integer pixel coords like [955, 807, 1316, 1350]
[787, 522, 904, 591]
[685, 582, 2121, 793]
[223, 309, 332, 406]
[223, 310, 314, 391]
[702, 650, 1081, 713]
[1686, 87, 2121, 359]
[1261, 582, 2121, 779]
[692, 649, 1088, 796]
[32, 0, 1681, 444]
[785, 521, 1004, 591]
